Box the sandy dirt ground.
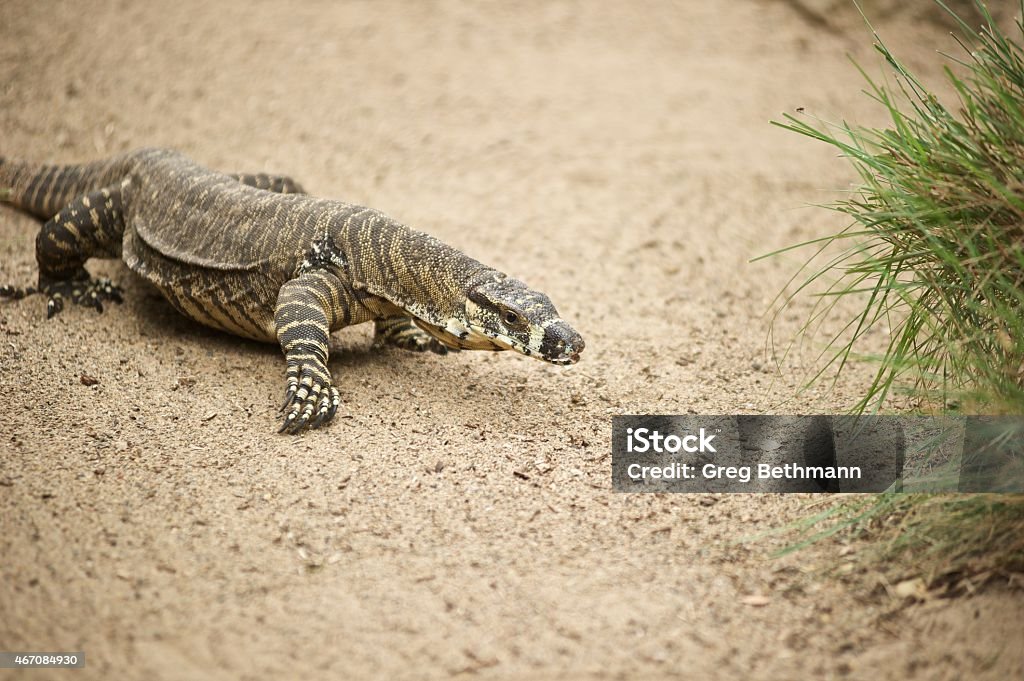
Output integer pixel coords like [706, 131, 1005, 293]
[1, 1, 1022, 679]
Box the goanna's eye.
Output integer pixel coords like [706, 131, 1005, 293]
[502, 310, 521, 326]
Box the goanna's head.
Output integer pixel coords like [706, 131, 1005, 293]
[419, 274, 585, 365]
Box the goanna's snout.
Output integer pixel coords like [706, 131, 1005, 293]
[538, 320, 585, 365]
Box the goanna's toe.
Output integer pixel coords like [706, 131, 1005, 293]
[327, 386, 341, 420]
[87, 291, 104, 313]
[46, 295, 64, 319]
[99, 279, 124, 304]
[429, 340, 452, 355]
[310, 391, 334, 429]
[292, 384, 323, 432]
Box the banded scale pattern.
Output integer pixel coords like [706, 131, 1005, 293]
[231, 173, 306, 195]
[0, 154, 131, 220]
[0, 148, 585, 432]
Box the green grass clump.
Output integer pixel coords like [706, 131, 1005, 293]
[768, 1, 1024, 414]
[763, 2, 1024, 594]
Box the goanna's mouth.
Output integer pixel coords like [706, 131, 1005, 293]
[497, 333, 583, 366]
[417, 319, 583, 365]
[543, 351, 581, 366]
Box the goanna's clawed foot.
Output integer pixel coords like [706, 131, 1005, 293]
[40, 276, 123, 319]
[405, 333, 454, 355]
[278, 364, 342, 434]
[373, 317, 457, 356]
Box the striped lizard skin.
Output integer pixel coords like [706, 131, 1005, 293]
[0, 148, 584, 433]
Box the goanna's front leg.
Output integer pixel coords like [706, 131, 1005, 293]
[0, 184, 127, 317]
[275, 270, 353, 434]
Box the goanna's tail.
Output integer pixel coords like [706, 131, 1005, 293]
[0, 152, 135, 221]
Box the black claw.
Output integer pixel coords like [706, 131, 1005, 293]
[319, 398, 337, 426]
[280, 388, 297, 412]
[309, 403, 328, 429]
[278, 413, 296, 433]
[288, 414, 308, 434]
[46, 298, 63, 319]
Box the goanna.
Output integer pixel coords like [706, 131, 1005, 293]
[0, 148, 584, 433]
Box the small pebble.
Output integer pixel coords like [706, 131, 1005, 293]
[740, 594, 771, 607]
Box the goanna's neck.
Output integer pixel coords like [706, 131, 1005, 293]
[332, 207, 498, 326]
